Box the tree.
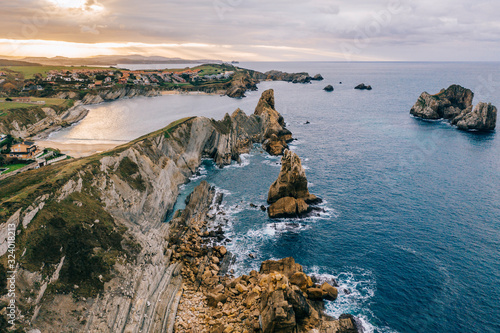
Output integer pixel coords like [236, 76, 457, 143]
[2, 83, 16, 93]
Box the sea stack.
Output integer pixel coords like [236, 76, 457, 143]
[410, 84, 497, 131]
[254, 89, 293, 155]
[267, 149, 320, 218]
[324, 85, 334, 92]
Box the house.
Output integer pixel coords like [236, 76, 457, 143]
[104, 77, 112, 83]
[13, 97, 31, 103]
[95, 80, 103, 86]
[8, 141, 38, 159]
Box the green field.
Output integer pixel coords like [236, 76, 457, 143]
[0, 97, 69, 111]
[0, 65, 109, 79]
[0, 163, 27, 174]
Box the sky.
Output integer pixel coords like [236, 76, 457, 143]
[0, 0, 499, 61]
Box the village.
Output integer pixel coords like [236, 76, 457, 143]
[0, 64, 237, 177]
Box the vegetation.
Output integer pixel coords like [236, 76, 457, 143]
[1, 65, 104, 79]
[115, 156, 145, 191]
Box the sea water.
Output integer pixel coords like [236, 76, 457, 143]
[52, 62, 500, 332]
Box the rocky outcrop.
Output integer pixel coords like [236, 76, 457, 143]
[8, 103, 89, 139]
[81, 87, 162, 105]
[267, 149, 320, 218]
[354, 83, 372, 90]
[168, 190, 356, 333]
[254, 89, 293, 155]
[410, 85, 496, 131]
[258, 70, 313, 84]
[225, 72, 258, 98]
[451, 102, 497, 131]
[0, 90, 298, 332]
[324, 85, 334, 92]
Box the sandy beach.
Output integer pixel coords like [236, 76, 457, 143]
[35, 140, 124, 158]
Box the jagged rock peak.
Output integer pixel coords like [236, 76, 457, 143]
[254, 89, 292, 155]
[267, 149, 320, 218]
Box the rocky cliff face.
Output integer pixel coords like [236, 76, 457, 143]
[0, 90, 300, 332]
[1, 103, 89, 139]
[410, 85, 496, 131]
[267, 149, 320, 218]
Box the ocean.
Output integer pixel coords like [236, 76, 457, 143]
[49, 62, 500, 332]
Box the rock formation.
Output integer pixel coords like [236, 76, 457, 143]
[354, 83, 372, 90]
[0, 90, 306, 332]
[254, 89, 293, 155]
[312, 74, 324, 81]
[0, 103, 89, 139]
[410, 85, 496, 131]
[324, 85, 334, 92]
[267, 149, 320, 218]
[451, 102, 497, 131]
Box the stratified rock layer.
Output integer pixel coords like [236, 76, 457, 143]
[410, 84, 496, 131]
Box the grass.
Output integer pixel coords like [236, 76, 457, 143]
[0, 97, 70, 111]
[1, 65, 108, 79]
[0, 163, 28, 174]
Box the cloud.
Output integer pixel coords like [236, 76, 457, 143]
[0, 0, 499, 60]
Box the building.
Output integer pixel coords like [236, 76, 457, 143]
[13, 97, 31, 103]
[8, 141, 38, 159]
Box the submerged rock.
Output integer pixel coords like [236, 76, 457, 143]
[267, 149, 320, 218]
[410, 85, 496, 131]
[354, 83, 372, 90]
[324, 85, 334, 92]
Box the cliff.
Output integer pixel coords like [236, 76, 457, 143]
[410, 85, 496, 131]
[0, 102, 87, 139]
[0, 90, 317, 332]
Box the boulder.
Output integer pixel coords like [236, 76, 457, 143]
[289, 272, 309, 290]
[321, 282, 338, 301]
[306, 288, 324, 300]
[410, 85, 496, 131]
[260, 257, 303, 278]
[354, 83, 372, 90]
[268, 197, 310, 218]
[323, 85, 334, 92]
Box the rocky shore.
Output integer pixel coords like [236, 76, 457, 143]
[0, 89, 357, 332]
[410, 84, 497, 131]
[168, 181, 357, 332]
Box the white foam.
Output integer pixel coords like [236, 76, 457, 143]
[226, 153, 251, 169]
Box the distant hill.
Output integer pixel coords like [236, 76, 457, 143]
[15, 55, 222, 66]
[0, 59, 41, 66]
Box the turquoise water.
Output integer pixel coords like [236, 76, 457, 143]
[54, 62, 500, 332]
[172, 62, 500, 333]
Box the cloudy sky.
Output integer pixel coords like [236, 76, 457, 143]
[1, 0, 499, 61]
